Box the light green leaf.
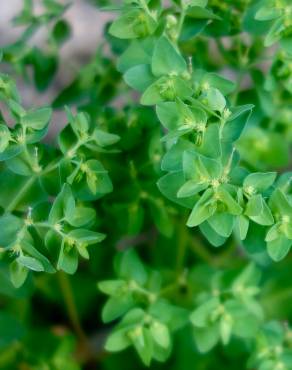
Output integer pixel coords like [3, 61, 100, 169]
[152, 36, 187, 76]
[187, 190, 216, 227]
[9, 260, 28, 288]
[117, 249, 147, 285]
[21, 107, 52, 130]
[124, 64, 154, 92]
[204, 87, 226, 112]
[190, 298, 220, 328]
[68, 229, 105, 245]
[105, 328, 131, 352]
[0, 124, 11, 152]
[208, 213, 234, 238]
[177, 180, 207, 198]
[193, 325, 219, 353]
[57, 243, 78, 274]
[17, 255, 44, 272]
[219, 314, 233, 345]
[150, 321, 170, 349]
[267, 236, 292, 262]
[243, 172, 277, 193]
[236, 215, 249, 240]
[92, 129, 120, 147]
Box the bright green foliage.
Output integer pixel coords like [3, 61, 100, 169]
[255, 0, 292, 48]
[114, 0, 291, 263]
[1, 0, 292, 369]
[190, 263, 263, 352]
[99, 250, 188, 365]
[0, 73, 118, 287]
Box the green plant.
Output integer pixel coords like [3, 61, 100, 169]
[1, 0, 292, 369]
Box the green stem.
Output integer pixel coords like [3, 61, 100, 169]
[57, 271, 88, 344]
[139, 0, 155, 20]
[5, 175, 37, 213]
[189, 234, 215, 265]
[176, 222, 188, 274]
[177, 8, 186, 40]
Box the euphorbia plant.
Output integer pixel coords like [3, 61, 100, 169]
[1, 0, 292, 369]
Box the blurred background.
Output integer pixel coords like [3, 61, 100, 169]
[0, 0, 115, 134]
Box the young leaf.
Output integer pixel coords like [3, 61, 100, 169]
[152, 36, 187, 76]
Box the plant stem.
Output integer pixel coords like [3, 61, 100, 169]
[176, 222, 188, 274]
[188, 234, 215, 265]
[177, 8, 186, 40]
[5, 175, 37, 213]
[57, 271, 88, 344]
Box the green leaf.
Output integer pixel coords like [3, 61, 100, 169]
[193, 325, 219, 353]
[22, 241, 55, 273]
[235, 215, 249, 240]
[156, 102, 180, 130]
[269, 189, 292, 216]
[183, 150, 221, 180]
[9, 260, 28, 288]
[200, 222, 227, 247]
[68, 111, 89, 137]
[98, 280, 127, 296]
[152, 36, 187, 76]
[255, 5, 282, 21]
[102, 295, 134, 323]
[245, 194, 263, 217]
[124, 64, 154, 92]
[265, 223, 281, 242]
[243, 172, 277, 193]
[109, 9, 157, 39]
[187, 189, 216, 227]
[66, 207, 96, 227]
[6, 156, 33, 176]
[57, 243, 78, 274]
[16, 255, 44, 272]
[186, 6, 221, 20]
[208, 213, 234, 238]
[219, 314, 233, 345]
[177, 180, 208, 198]
[190, 297, 220, 328]
[0, 124, 11, 152]
[141, 76, 193, 105]
[249, 198, 274, 226]
[118, 38, 154, 73]
[150, 321, 170, 349]
[52, 19, 71, 45]
[232, 263, 261, 293]
[0, 214, 24, 247]
[157, 171, 198, 209]
[132, 327, 153, 366]
[217, 186, 242, 215]
[202, 73, 235, 95]
[92, 129, 120, 147]
[267, 237, 292, 262]
[187, 0, 208, 6]
[8, 100, 26, 118]
[21, 107, 52, 130]
[105, 328, 131, 352]
[49, 184, 75, 224]
[117, 249, 147, 285]
[76, 159, 113, 198]
[67, 229, 105, 245]
[204, 87, 226, 112]
[264, 18, 285, 46]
